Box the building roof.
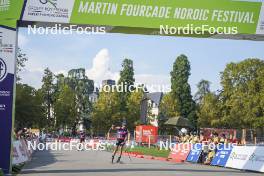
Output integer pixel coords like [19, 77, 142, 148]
[146, 92, 163, 106]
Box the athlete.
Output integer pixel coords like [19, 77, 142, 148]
[110, 123, 128, 163]
[78, 131, 85, 151]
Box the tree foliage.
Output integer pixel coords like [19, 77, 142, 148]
[118, 58, 135, 112]
[159, 92, 180, 119]
[91, 89, 123, 134]
[16, 48, 28, 82]
[15, 84, 46, 129]
[220, 58, 264, 128]
[195, 79, 211, 103]
[170, 54, 197, 127]
[41, 68, 56, 126]
[198, 58, 264, 129]
[54, 85, 77, 129]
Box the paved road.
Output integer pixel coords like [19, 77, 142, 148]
[20, 149, 263, 176]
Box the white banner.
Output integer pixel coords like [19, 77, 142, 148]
[226, 146, 264, 173]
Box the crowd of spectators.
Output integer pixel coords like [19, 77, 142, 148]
[174, 131, 238, 164]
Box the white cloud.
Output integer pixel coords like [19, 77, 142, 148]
[86, 49, 171, 92]
[20, 69, 43, 89]
[86, 49, 119, 84]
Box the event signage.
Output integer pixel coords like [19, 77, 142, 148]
[1, 0, 264, 174]
[211, 144, 233, 167]
[225, 146, 264, 172]
[0, 26, 17, 174]
[1, 0, 262, 35]
[168, 143, 191, 162]
[186, 143, 202, 163]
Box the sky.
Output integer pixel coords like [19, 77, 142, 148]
[18, 27, 264, 94]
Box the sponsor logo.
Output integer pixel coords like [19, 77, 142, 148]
[39, 0, 57, 9]
[229, 152, 248, 160]
[0, 0, 10, 12]
[249, 153, 264, 162]
[0, 104, 6, 111]
[0, 58, 7, 82]
[26, 0, 70, 20]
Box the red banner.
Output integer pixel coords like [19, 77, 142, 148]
[168, 143, 191, 162]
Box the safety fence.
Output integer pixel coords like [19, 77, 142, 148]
[123, 142, 264, 173]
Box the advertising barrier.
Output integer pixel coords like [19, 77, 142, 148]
[135, 125, 158, 144]
[0, 25, 17, 174]
[168, 143, 191, 162]
[211, 144, 233, 167]
[186, 143, 203, 163]
[12, 140, 29, 165]
[12, 139, 38, 165]
[225, 146, 264, 172]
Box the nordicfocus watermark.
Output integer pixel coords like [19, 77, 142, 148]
[27, 141, 107, 151]
[27, 24, 106, 35]
[160, 24, 238, 35]
[26, 140, 235, 152]
[159, 141, 236, 151]
[94, 82, 171, 93]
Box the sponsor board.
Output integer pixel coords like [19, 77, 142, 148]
[186, 143, 202, 163]
[168, 143, 191, 162]
[0, 26, 16, 174]
[226, 146, 264, 172]
[256, 3, 264, 34]
[211, 144, 233, 167]
[22, 0, 75, 23]
[18, 0, 264, 35]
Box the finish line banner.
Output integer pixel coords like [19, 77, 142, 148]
[1, 0, 263, 34]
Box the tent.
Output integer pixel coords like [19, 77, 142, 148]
[164, 116, 193, 128]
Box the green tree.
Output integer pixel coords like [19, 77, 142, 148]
[127, 89, 144, 130]
[197, 92, 222, 128]
[170, 54, 197, 127]
[54, 85, 77, 129]
[159, 92, 180, 119]
[220, 58, 264, 129]
[15, 84, 46, 129]
[118, 58, 135, 112]
[159, 92, 180, 133]
[66, 68, 94, 131]
[91, 88, 122, 135]
[16, 48, 28, 82]
[41, 68, 56, 126]
[195, 79, 211, 103]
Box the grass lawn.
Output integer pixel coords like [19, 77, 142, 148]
[127, 146, 170, 158]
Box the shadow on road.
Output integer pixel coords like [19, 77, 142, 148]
[23, 150, 57, 169]
[21, 168, 247, 174]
